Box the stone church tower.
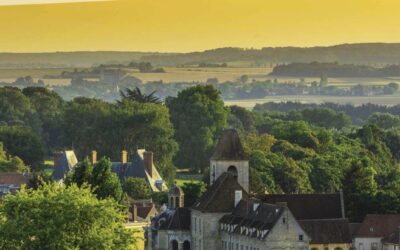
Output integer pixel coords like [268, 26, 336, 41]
[210, 129, 249, 192]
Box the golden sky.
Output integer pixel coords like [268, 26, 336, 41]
[0, 0, 400, 52]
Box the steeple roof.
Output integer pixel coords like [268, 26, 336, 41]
[211, 129, 247, 161]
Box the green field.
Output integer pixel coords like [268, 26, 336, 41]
[0, 66, 398, 86]
[225, 95, 400, 109]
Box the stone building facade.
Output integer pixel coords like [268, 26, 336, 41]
[220, 199, 310, 250]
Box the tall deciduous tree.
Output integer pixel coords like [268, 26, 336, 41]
[63, 97, 177, 180]
[91, 157, 123, 202]
[166, 85, 228, 172]
[71, 157, 93, 187]
[0, 183, 136, 249]
[22, 87, 65, 152]
[0, 125, 44, 170]
[123, 177, 152, 200]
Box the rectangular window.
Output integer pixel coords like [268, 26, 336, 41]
[194, 217, 197, 233]
[199, 219, 202, 233]
[236, 243, 239, 250]
[359, 243, 364, 250]
[240, 245, 243, 250]
[299, 234, 303, 241]
[282, 217, 286, 224]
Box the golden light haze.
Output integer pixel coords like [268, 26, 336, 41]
[0, 0, 399, 52]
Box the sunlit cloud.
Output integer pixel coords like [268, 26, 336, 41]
[0, 0, 110, 6]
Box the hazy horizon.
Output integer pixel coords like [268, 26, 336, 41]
[1, 0, 400, 52]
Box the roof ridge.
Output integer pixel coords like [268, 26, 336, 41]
[201, 173, 229, 210]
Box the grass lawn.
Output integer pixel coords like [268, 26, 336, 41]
[175, 179, 203, 187]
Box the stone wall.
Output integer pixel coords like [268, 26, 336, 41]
[210, 160, 249, 192]
[220, 209, 310, 250]
[191, 210, 228, 250]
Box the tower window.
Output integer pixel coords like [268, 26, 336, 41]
[227, 165, 238, 178]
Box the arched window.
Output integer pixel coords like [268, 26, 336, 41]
[171, 240, 179, 250]
[227, 165, 238, 178]
[183, 240, 190, 250]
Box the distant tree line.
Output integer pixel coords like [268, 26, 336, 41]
[270, 62, 400, 77]
[50, 77, 399, 103]
[253, 101, 400, 125]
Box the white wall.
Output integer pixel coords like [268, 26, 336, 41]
[354, 238, 382, 250]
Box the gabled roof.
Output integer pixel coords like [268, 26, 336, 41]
[219, 199, 285, 239]
[0, 172, 30, 186]
[356, 214, 400, 238]
[260, 193, 344, 220]
[153, 208, 191, 231]
[211, 129, 247, 161]
[51, 150, 78, 180]
[193, 172, 248, 213]
[299, 219, 352, 244]
[111, 149, 167, 192]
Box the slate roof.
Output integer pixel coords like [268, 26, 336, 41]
[193, 172, 248, 213]
[219, 199, 285, 240]
[153, 208, 191, 231]
[111, 149, 167, 192]
[51, 150, 78, 180]
[355, 214, 400, 238]
[211, 129, 247, 161]
[299, 219, 352, 244]
[260, 193, 344, 220]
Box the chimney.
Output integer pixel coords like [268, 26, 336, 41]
[234, 190, 242, 207]
[132, 204, 138, 222]
[121, 150, 128, 164]
[143, 151, 154, 178]
[90, 150, 97, 165]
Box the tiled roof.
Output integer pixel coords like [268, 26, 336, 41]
[299, 219, 352, 244]
[219, 199, 285, 239]
[356, 214, 400, 238]
[260, 193, 344, 220]
[383, 228, 400, 244]
[211, 129, 247, 161]
[0, 172, 30, 186]
[193, 172, 248, 213]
